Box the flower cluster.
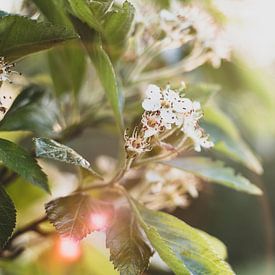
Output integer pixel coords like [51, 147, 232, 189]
[0, 57, 19, 83]
[124, 83, 213, 156]
[141, 84, 213, 152]
[140, 165, 201, 211]
[159, 3, 231, 67]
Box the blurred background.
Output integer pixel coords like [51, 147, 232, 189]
[0, 0, 275, 274]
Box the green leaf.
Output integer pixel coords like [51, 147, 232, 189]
[45, 194, 113, 240]
[32, 0, 72, 28]
[71, 16, 124, 131]
[68, 0, 107, 32]
[0, 85, 56, 136]
[0, 14, 77, 61]
[106, 207, 152, 275]
[87, 0, 114, 22]
[195, 229, 227, 260]
[130, 201, 235, 275]
[0, 139, 49, 192]
[0, 186, 16, 248]
[34, 137, 103, 179]
[48, 43, 86, 96]
[165, 157, 262, 195]
[203, 106, 263, 174]
[103, 1, 135, 60]
[32, 0, 86, 97]
[68, 0, 134, 60]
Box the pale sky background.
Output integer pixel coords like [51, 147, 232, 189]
[1, 0, 275, 67]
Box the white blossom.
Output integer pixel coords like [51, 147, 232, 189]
[159, 3, 231, 67]
[141, 111, 165, 138]
[0, 84, 18, 121]
[140, 165, 201, 210]
[183, 121, 214, 152]
[142, 84, 192, 127]
[140, 83, 214, 152]
[0, 57, 20, 83]
[142, 84, 162, 111]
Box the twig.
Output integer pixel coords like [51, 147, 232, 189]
[8, 216, 48, 244]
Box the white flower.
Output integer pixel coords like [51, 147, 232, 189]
[0, 85, 18, 121]
[183, 122, 214, 152]
[141, 83, 213, 152]
[124, 127, 152, 156]
[141, 111, 165, 138]
[0, 57, 20, 83]
[142, 84, 192, 127]
[140, 164, 201, 210]
[159, 3, 231, 67]
[142, 84, 161, 112]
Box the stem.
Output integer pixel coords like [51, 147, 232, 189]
[135, 136, 188, 167]
[126, 41, 163, 82]
[76, 182, 109, 193]
[0, 216, 51, 260]
[158, 126, 180, 142]
[8, 216, 48, 243]
[133, 46, 207, 84]
[1, 173, 18, 187]
[107, 157, 135, 186]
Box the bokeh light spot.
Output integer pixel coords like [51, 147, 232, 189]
[58, 238, 81, 261]
[90, 213, 108, 230]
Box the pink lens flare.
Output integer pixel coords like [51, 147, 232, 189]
[58, 238, 81, 261]
[90, 213, 108, 230]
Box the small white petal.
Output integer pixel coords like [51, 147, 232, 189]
[145, 84, 161, 98]
[193, 101, 201, 111]
[160, 108, 176, 124]
[142, 99, 161, 111]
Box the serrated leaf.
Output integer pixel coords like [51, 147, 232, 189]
[130, 201, 235, 275]
[165, 157, 262, 195]
[0, 85, 56, 136]
[70, 16, 123, 132]
[106, 207, 152, 275]
[34, 137, 102, 178]
[203, 106, 263, 174]
[0, 139, 49, 192]
[0, 14, 77, 61]
[0, 186, 16, 248]
[45, 194, 113, 240]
